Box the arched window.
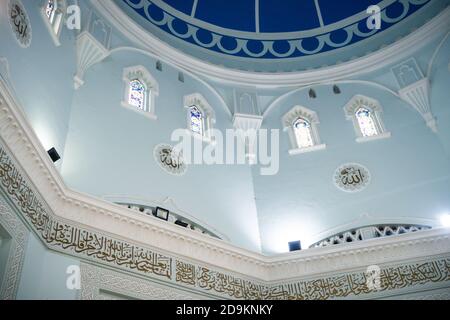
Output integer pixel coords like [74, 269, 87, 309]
[293, 118, 314, 148]
[344, 95, 390, 143]
[184, 93, 215, 141]
[122, 66, 159, 120]
[41, 0, 66, 46]
[282, 106, 326, 155]
[45, 0, 57, 22]
[128, 79, 147, 111]
[189, 106, 203, 135]
[355, 107, 377, 137]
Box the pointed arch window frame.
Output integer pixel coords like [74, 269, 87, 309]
[183, 93, 215, 142]
[282, 106, 326, 155]
[40, 0, 66, 47]
[344, 95, 391, 143]
[122, 65, 159, 120]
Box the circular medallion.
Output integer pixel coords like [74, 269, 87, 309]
[153, 144, 187, 176]
[8, 0, 32, 48]
[334, 163, 370, 192]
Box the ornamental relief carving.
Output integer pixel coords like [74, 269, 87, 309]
[8, 0, 32, 48]
[1, 143, 449, 300]
[334, 163, 371, 192]
[154, 144, 187, 176]
[0, 197, 28, 300]
[80, 263, 199, 300]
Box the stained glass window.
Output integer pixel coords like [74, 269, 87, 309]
[128, 79, 146, 111]
[356, 107, 378, 137]
[293, 117, 314, 148]
[189, 106, 203, 135]
[45, 0, 57, 22]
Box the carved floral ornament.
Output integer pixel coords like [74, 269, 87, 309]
[154, 143, 187, 176]
[282, 106, 318, 129]
[8, 0, 32, 48]
[334, 163, 371, 192]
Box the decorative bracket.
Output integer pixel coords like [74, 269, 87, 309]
[74, 31, 110, 89]
[232, 113, 263, 163]
[398, 78, 437, 133]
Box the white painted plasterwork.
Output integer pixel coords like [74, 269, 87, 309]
[74, 31, 110, 89]
[398, 78, 437, 133]
[0, 195, 28, 300]
[1, 76, 450, 294]
[79, 263, 202, 300]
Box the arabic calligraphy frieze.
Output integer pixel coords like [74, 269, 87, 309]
[174, 259, 450, 300]
[8, 0, 32, 48]
[154, 143, 187, 176]
[1, 143, 450, 300]
[0, 147, 172, 280]
[334, 163, 371, 192]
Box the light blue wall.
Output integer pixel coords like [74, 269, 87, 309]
[1, 1, 448, 255]
[253, 73, 450, 254]
[16, 233, 79, 300]
[60, 49, 262, 252]
[0, 0, 77, 170]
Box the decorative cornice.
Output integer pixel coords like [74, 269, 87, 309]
[1, 78, 450, 299]
[89, 1, 450, 88]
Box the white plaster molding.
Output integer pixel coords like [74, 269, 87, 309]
[89, 1, 450, 88]
[74, 31, 110, 89]
[288, 144, 326, 155]
[356, 132, 391, 143]
[398, 78, 437, 133]
[1, 77, 450, 285]
[426, 31, 450, 78]
[0, 196, 28, 300]
[79, 262, 204, 300]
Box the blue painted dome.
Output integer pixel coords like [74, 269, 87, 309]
[116, 0, 443, 71]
